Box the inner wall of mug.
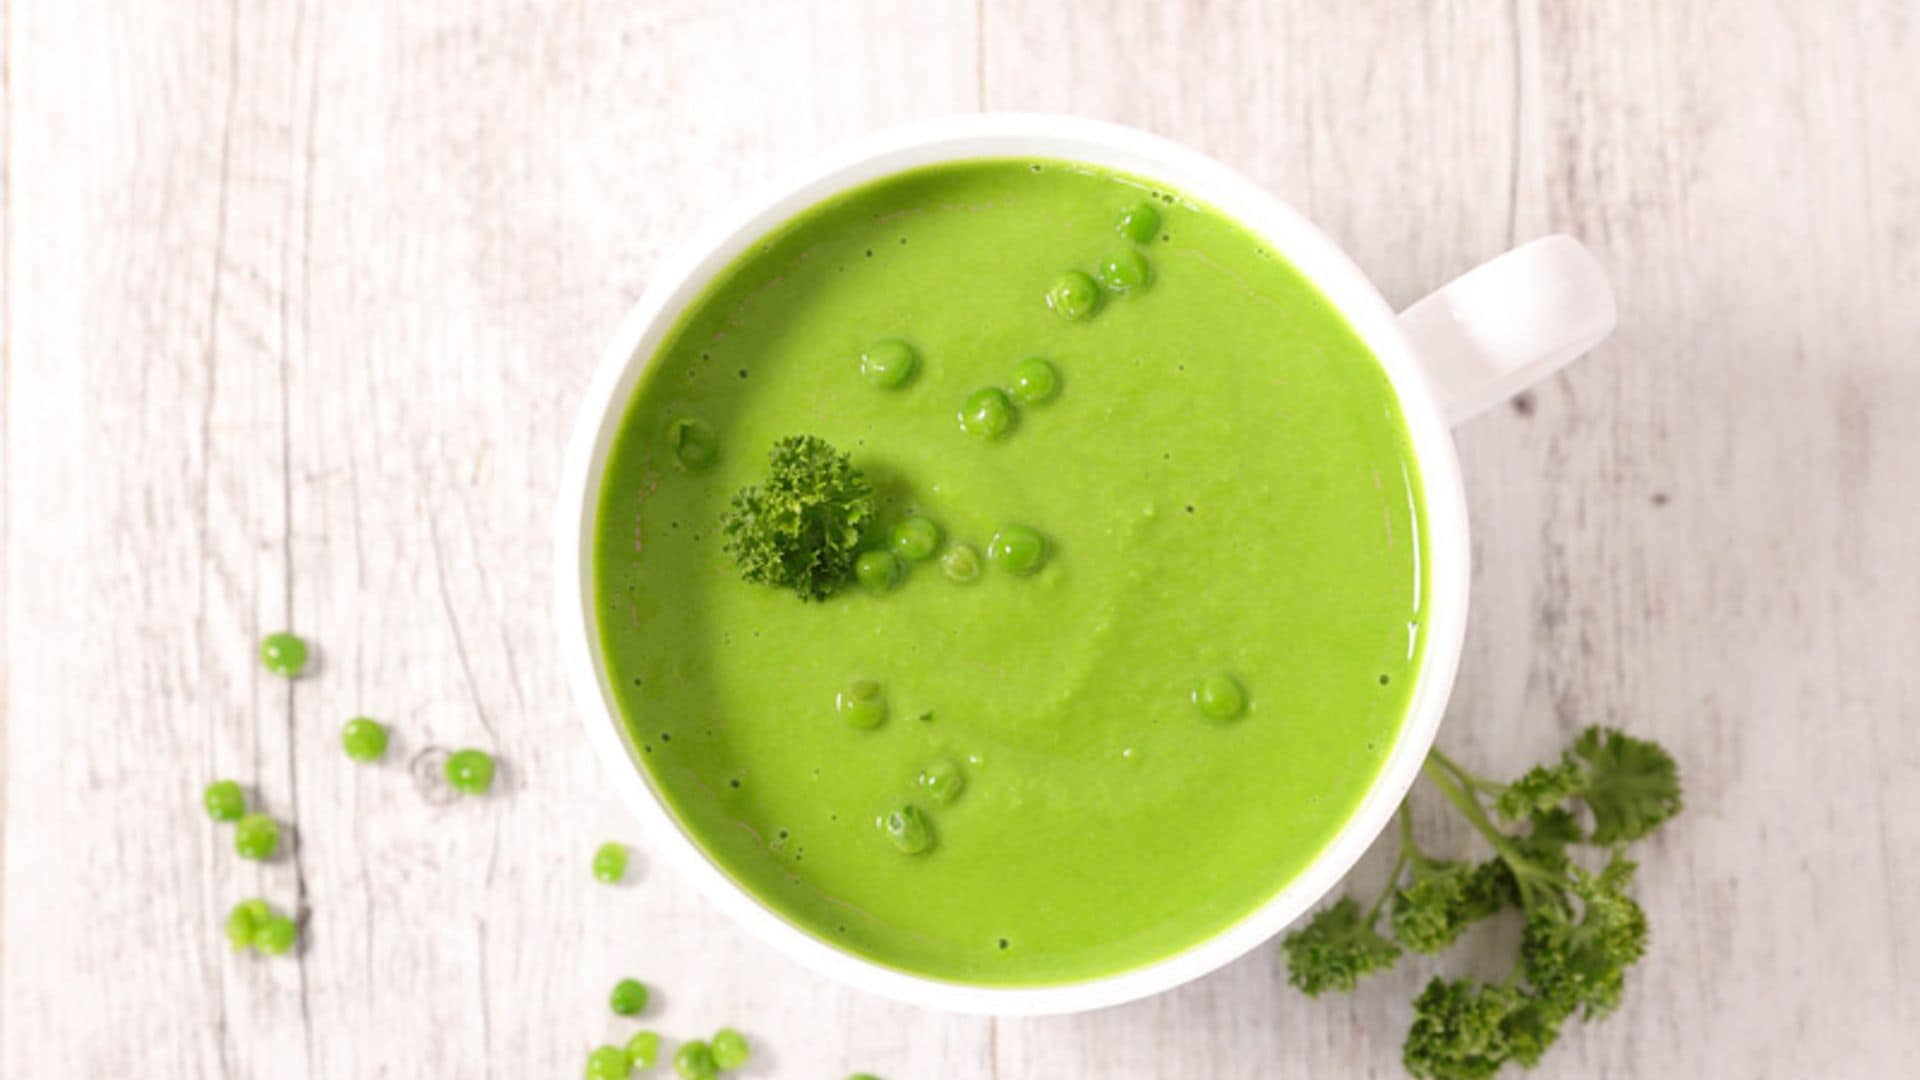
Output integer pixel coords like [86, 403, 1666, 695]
[563, 115, 1471, 1014]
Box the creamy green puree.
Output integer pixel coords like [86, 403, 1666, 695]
[593, 160, 1427, 985]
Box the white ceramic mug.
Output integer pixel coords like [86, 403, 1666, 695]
[555, 114, 1615, 1016]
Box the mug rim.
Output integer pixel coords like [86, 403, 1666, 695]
[554, 113, 1470, 1016]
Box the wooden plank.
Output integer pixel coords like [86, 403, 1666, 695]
[1502, 2, 1920, 1075]
[274, 0, 983, 1074]
[0, 0, 985, 1075]
[1, 0, 313, 1075]
[981, 2, 1523, 1076]
[0, 0, 10, 1061]
[980, 0, 1920, 1077]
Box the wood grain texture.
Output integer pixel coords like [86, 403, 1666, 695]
[4, 1, 1916, 1076]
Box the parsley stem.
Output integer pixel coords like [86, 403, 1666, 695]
[1364, 846, 1411, 924]
[1421, 756, 1518, 860]
[1427, 747, 1503, 795]
[1425, 756, 1562, 913]
[1398, 804, 1437, 870]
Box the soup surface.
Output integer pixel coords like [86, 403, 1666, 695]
[593, 159, 1428, 984]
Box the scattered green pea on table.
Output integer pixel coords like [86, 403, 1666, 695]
[592, 842, 629, 884]
[202, 779, 246, 822]
[225, 899, 273, 951]
[444, 748, 496, 795]
[340, 717, 389, 763]
[584, 1044, 631, 1080]
[254, 912, 299, 956]
[258, 631, 310, 678]
[673, 1038, 718, 1080]
[609, 977, 650, 1017]
[625, 1031, 662, 1070]
[225, 898, 298, 957]
[234, 812, 281, 861]
[710, 1028, 750, 1070]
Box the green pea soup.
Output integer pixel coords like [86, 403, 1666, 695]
[593, 159, 1428, 985]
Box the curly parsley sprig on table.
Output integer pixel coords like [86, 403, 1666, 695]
[1281, 726, 1682, 1080]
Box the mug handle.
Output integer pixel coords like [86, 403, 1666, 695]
[1396, 234, 1617, 424]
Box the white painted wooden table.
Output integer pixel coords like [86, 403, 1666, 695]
[4, 2, 1917, 1076]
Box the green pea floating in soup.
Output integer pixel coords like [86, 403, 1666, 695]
[855, 549, 903, 594]
[1009, 356, 1060, 405]
[859, 338, 917, 389]
[890, 516, 942, 561]
[879, 804, 935, 855]
[1192, 672, 1248, 722]
[917, 757, 966, 804]
[987, 525, 1047, 575]
[1045, 270, 1100, 320]
[665, 417, 719, 471]
[940, 543, 982, 583]
[959, 387, 1015, 439]
[1116, 201, 1161, 244]
[1097, 249, 1150, 293]
[836, 679, 887, 730]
